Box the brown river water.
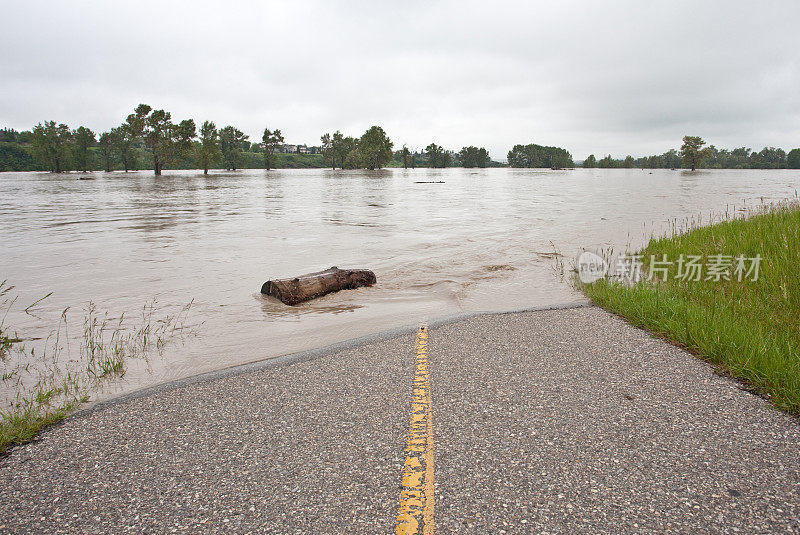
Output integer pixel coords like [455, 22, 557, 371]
[1, 167, 798, 403]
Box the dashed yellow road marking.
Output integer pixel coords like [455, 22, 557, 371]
[396, 324, 434, 535]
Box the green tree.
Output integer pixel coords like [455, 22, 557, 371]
[788, 148, 800, 169]
[750, 147, 787, 169]
[598, 155, 617, 168]
[321, 131, 351, 169]
[622, 155, 635, 168]
[97, 131, 116, 172]
[0, 128, 19, 143]
[112, 122, 138, 172]
[31, 121, 72, 173]
[459, 146, 490, 168]
[426, 143, 452, 168]
[320, 133, 335, 169]
[196, 120, 221, 174]
[0, 141, 37, 171]
[261, 127, 284, 170]
[358, 126, 393, 170]
[73, 126, 96, 172]
[339, 136, 360, 169]
[219, 126, 248, 171]
[131, 104, 196, 175]
[332, 131, 349, 169]
[680, 135, 710, 171]
[401, 145, 411, 169]
[507, 143, 574, 168]
[582, 154, 597, 168]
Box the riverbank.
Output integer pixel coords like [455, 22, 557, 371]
[581, 201, 800, 415]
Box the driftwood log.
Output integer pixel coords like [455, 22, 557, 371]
[261, 266, 377, 305]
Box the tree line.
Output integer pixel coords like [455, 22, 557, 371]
[0, 107, 497, 173]
[6, 112, 796, 173]
[582, 136, 800, 170]
[0, 105, 307, 174]
[15, 105, 293, 175]
[317, 130, 497, 170]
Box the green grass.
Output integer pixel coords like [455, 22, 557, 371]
[580, 202, 800, 415]
[0, 398, 84, 451]
[1, 293, 197, 454]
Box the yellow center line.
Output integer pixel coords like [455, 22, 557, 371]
[396, 323, 434, 535]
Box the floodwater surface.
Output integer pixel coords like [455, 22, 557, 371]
[1, 167, 798, 401]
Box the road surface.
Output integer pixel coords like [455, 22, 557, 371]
[1, 305, 799, 533]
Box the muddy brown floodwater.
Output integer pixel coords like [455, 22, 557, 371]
[1, 167, 798, 403]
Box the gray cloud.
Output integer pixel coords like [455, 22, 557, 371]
[2, 0, 799, 160]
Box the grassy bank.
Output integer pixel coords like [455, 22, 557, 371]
[0, 287, 196, 453]
[580, 202, 800, 415]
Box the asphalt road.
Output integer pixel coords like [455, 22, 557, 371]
[1, 306, 799, 534]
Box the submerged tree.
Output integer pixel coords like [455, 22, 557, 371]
[321, 130, 349, 169]
[128, 104, 196, 175]
[112, 121, 138, 172]
[680, 135, 710, 171]
[97, 131, 116, 172]
[196, 120, 221, 174]
[262, 127, 284, 170]
[401, 145, 410, 169]
[507, 143, 573, 168]
[358, 126, 393, 170]
[73, 126, 96, 172]
[598, 154, 617, 168]
[426, 143, 452, 168]
[320, 133, 334, 169]
[788, 148, 800, 169]
[31, 121, 72, 173]
[219, 126, 248, 171]
[459, 146, 490, 168]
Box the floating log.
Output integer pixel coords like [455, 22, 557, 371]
[261, 266, 377, 305]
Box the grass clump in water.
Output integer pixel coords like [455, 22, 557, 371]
[580, 201, 800, 415]
[0, 291, 195, 454]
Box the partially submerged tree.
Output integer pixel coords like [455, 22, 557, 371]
[129, 104, 196, 175]
[320, 133, 334, 169]
[426, 143, 451, 168]
[401, 145, 410, 169]
[339, 135, 360, 169]
[358, 126, 393, 170]
[788, 148, 800, 169]
[507, 143, 573, 168]
[112, 122, 138, 172]
[219, 126, 248, 171]
[321, 130, 349, 169]
[196, 120, 221, 174]
[598, 154, 617, 168]
[31, 121, 72, 173]
[262, 127, 284, 170]
[73, 126, 96, 172]
[97, 131, 116, 172]
[459, 146, 490, 168]
[680, 135, 711, 171]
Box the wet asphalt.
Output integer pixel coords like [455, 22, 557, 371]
[1, 306, 799, 534]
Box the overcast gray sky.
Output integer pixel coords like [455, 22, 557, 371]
[2, 0, 799, 160]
